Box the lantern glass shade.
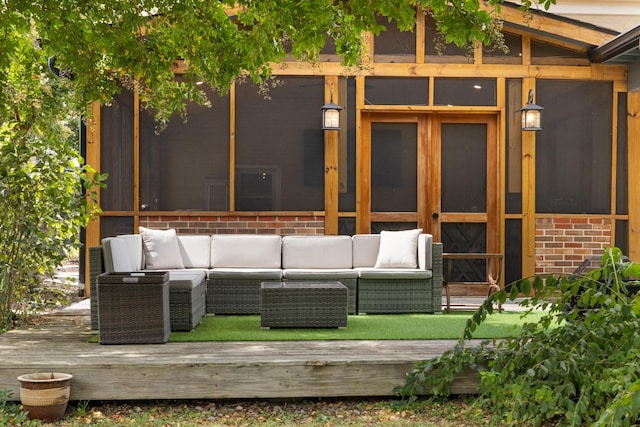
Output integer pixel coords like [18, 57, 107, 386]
[321, 101, 343, 130]
[521, 108, 542, 131]
[520, 90, 543, 131]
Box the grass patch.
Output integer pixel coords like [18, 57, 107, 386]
[170, 310, 544, 342]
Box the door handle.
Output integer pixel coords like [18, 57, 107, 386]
[432, 212, 439, 219]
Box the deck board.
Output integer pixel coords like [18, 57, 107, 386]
[0, 309, 480, 401]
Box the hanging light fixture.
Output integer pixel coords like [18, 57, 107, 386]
[519, 89, 543, 131]
[321, 88, 343, 131]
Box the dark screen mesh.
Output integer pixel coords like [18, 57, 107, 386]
[101, 89, 134, 211]
[139, 87, 230, 211]
[235, 77, 325, 211]
[536, 80, 612, 214]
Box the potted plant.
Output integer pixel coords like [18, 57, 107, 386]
[17, 372, 72, 421]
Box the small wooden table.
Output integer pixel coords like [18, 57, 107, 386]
[442, 253, 503, 312]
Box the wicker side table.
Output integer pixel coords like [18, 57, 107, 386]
[97, 272, 170, 344]
[260, 282, 348, 328]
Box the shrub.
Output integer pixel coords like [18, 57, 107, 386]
[395, 247, 640, 426]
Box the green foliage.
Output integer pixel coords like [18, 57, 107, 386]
[0, 389, 38, 426]
[1, 1, 555, 125]
[395, 247, 640, 426]
[0, 21, 106, 331]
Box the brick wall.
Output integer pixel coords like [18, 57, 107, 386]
[535, 217, 612, 275]
[139, 215, 325, 236]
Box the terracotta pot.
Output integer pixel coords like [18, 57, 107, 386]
[17, 372, 73, 422]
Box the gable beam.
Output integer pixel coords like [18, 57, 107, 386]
[481, 1, 616, 47]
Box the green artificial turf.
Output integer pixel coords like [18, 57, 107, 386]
[169, 310, 545, 342]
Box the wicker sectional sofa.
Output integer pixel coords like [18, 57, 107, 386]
[89, 228, 443, 328]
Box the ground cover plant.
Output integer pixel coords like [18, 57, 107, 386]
[169, 311, 546, 342]
[396, 247, 640, 426]
[2, 396, 497, 426]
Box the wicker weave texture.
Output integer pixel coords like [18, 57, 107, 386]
[170, 281, 206, 331]
[357, 279, 435, 314]
[89, 246, 104, 331]
[97, 277, 170, 344]
[283, 278, 357, 314]
[206, 279, 263, 314]
[430, 243, 444, 312]
[260, 282, 348, 328]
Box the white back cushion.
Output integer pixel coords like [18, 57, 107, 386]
[102, 236, 138, 272]
[177, 235, 211, 268]
[118, 234, 144, 271]
[139, 227, 185, 270]
[374, 229, 422, 268]
[211, 235, 282, 268]
[418, 233, 433, 270]
[282, 236, 352, 269]
[353, 232, 433, 269]
[352, 234, 380, 268]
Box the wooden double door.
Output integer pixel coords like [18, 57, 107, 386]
[359, 113, 500, 256]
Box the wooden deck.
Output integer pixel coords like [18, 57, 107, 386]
[0, 305, 480, 402]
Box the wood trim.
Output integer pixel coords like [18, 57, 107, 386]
[355, 77, 367, 233]
[522, 34, 531, 66]
[133, 86, 140, 232]
[358, 113, 371, 233]
[628, 92, 640, 260]
[486, 3, 616, 47]
[417, 115, 429, 232]
[84, 102, 102, 293]
[521, 78, 537, 278]
[370, 212, 419, 222]
[324, 76, 340, 235]
[271, 61, 627, 82]
[229, 83, 236, 212]
[611, 87, 619, 219]
[360, 105, 501, 113]
[415, 8, 425, 64]
[497, 77, 507, 259]
[428, 114, 442, 242]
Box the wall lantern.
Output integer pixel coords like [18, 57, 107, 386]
[520, 89, 543, 131]
[321, 92, 343, 131]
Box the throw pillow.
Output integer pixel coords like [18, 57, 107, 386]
[374, 228, 422, 268]
[139, 227, 185, 270]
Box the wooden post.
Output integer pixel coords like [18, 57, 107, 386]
[628, 92, 640, 260]
[324, 76, 340, 235]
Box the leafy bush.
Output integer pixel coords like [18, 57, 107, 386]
[0, 390, 37, 426]
[0, 24, 106, 331]
[395, 247, 640, 426]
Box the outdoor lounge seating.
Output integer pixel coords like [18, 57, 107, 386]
[89, 228, 444, 329]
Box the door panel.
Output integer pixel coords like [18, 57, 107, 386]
[361, 113, 499, 257]
[427, 115, 498, 249]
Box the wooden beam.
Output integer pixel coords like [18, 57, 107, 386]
[628, 92, 640, 260]
[324, 76, 340, 235]
[521, 78, 537, 278]
[84, 102, 102, 295]
[271, 61, 626, 82]
[483, 1, 617, 47]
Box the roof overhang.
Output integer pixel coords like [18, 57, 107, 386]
[591, 25, 640, 64]
[591, 25, 640, 91]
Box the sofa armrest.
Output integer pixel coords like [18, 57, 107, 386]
[431, 242, 443, 311]
[88, 246, 105, 331]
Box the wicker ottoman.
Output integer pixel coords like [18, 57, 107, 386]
[260, 282, 348, 328]
[169, 271, 206, 331]
[97, 272, 170, 344]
